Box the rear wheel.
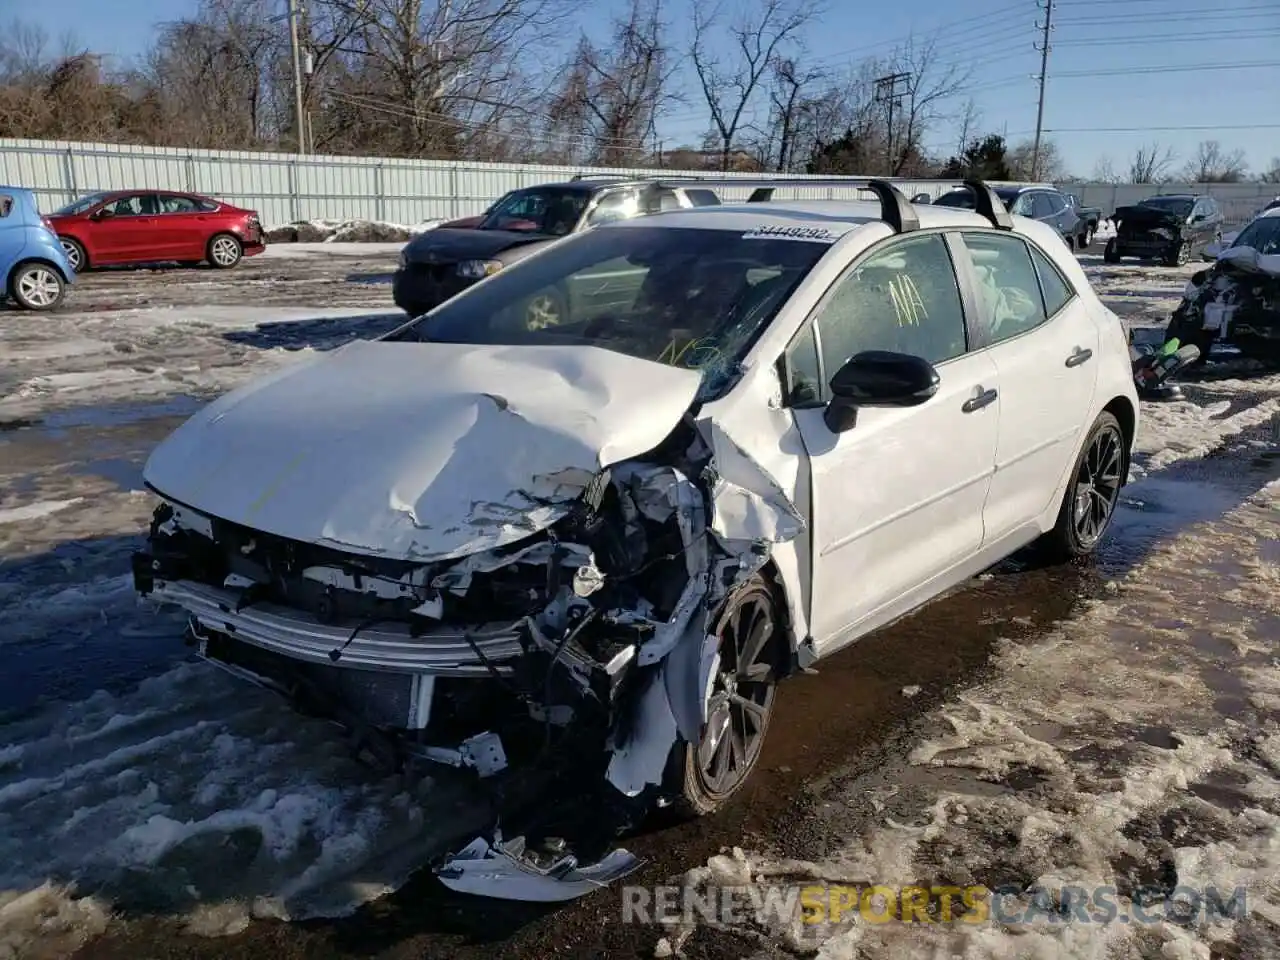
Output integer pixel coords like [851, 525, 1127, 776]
[1036, 412, 1125, 563]
[59, 237, 87, 273]
[667, 575, 781, 817]
[1165, 242, 1190, 267]
[207, 233, 243, 269]
[1103, 238, 1121, 264]
[8, 262, 66, 311]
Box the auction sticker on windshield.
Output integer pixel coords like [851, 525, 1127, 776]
[742, 224, 840, 242]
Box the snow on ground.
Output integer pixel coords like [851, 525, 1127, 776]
[0, 248, 1278, 957]
[264, 218, 445, 244]
[659, 468, 1280, 959]
[260, 241, 408, 259]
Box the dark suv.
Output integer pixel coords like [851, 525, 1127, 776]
[392, 176, 721, 319]
[1103, 194, 1223, 267]
[933, 185, 1084, 248]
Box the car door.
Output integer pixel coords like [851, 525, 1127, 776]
[0, 192, 24, 270]
[1046, 192, 1079, 239]
[783, 231, 1000, 653]
[155, 193, 207, 260]
[955, 230, 1099, 543]
[92, 193, 160, 263]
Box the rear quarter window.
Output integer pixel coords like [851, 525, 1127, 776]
[0, 195, 12, 218]
[196, 199, 220, 212]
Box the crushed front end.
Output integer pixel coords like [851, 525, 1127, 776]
[1168, 249, 1280, 364]
[132, 415, 803, 900]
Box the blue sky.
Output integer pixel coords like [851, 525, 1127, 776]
[28, 0, 1280, 178]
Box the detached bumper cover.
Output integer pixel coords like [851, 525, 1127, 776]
[148, 578, 523, 676]
[436, 835, 643, 901]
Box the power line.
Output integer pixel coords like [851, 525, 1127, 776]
[1045, 123, 1280, 132]
[1056, 7, 1277, 25]
[1054, 60, 1280, 77]
[1052, 29, 1280, 46]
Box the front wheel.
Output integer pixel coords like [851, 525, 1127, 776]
[1036, 412, 1126, 563]
[1165, 242, 1190, 267]
[1103, 238, 1121, 264]
[666, 575, 781, 817]
[207, 233, 243, 269]
[8, 262, 66, 311]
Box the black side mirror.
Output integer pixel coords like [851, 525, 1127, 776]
[911, 193, 931, 204]
[91, 208, 114, 220]
[823, 350, 940, 433]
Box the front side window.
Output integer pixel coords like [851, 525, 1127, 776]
[389, 225, 830, 400]
[100, 194, 158, 217]
[479, 187, 590, 236]
[1031, 194, 1055, 218]
[587, 189, 642, 226]
[812, 232, 968, 376]
[1044, 193, 1067, 214]
[961, 232, 1049, 344]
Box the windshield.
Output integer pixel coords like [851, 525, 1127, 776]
[1139, 196, 1195, 217]
[478, 187, 592, 235]
[53, 192, 110, 216]
[933, 189, 1018, 211]
[387, 225, 829, 399]
[1230, 216, 1280, 255]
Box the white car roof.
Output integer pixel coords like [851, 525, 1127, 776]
[1259, 206, 1280, 219]
[606, 199, 1002, 238]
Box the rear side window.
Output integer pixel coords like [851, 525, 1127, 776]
[159, 195, 200, 213]
[960, 232, 1048, 345]
[196, 198, 219, 212]
[0, 194, 12, 218]
[1028, 243, 1077, 317]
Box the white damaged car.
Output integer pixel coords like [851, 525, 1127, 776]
[132, 179, 1140, 900]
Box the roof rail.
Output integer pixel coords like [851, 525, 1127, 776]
[960, 179, 1014, 231]
[649, 177, 920, 234]
[569, 172, 630, 181]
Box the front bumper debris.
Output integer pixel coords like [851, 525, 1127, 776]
[436, 833, 643, 901]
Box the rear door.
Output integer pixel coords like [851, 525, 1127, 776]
[0, 192, 23, 269]
[955, 230, 1099, 542]
[154, 194, 208, 260]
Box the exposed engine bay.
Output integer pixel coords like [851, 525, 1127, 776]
[133, 407, 805, 900]
[1168, 246, 1280, 364]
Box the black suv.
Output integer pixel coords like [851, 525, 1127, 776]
[392, 176, 721, 319]
[933, 185, 1085, 248]
[1103, 194, 1224, 267]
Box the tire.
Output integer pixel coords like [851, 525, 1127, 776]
[666, 574, 782, 817]
[8, 261, 66, 311]
[523, 286, 567, 330]
[1103, 238, 1121, 264]
[1165, 242, 1190, 267]
[1076, 229, 1091, 251]
[207, 233, 243, 269]
[59, 236, 87, 273]
[1036, 412, 1126, 563]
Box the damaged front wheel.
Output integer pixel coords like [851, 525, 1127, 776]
[669, 575, 780, 816]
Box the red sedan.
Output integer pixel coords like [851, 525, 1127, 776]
[47, 190, 266, 272]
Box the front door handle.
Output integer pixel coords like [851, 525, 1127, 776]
[962, 387, 998, 412]
[1065, 347, 1093, 368]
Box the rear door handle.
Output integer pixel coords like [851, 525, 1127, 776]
[1065, 347, 1093, 367]
[962, 387, 998, 412]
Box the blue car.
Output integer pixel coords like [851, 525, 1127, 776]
[0, 186, 74, 311]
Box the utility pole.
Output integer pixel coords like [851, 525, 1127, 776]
[873, 72, 910, 176]
[1032, 0, 1054, 180]
[287, 0, 308, 154]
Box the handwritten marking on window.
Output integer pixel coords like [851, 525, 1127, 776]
[887, 275, 929, 327]
[658, 337, 723, 369]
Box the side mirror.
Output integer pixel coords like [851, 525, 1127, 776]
[911, 193, 931, 204]
[90, 208, 114, 220]
[823, 350, 940, 433]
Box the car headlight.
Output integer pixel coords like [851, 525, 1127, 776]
[457, 259, 504, 279]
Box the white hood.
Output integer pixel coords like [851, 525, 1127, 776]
[143, 339, 703, 562]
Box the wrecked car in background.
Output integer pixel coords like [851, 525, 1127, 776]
[1103, 194, 1223, 266]
[1166, 207, 1280, 365]
[132, 178, 1140, 900]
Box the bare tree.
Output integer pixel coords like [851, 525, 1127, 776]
[953, 97, 980, 161]
[1128, 142, 1176, 184]
[1182, 139, 1247, 183]
[1261, 158, 1280, 184]
[1008, 138, 1062, 181]
[546, 0, 675, 166]
[882, 36, 972, 176]
[691, 0, 818, 171]
[1091, 155, 1121, 183]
